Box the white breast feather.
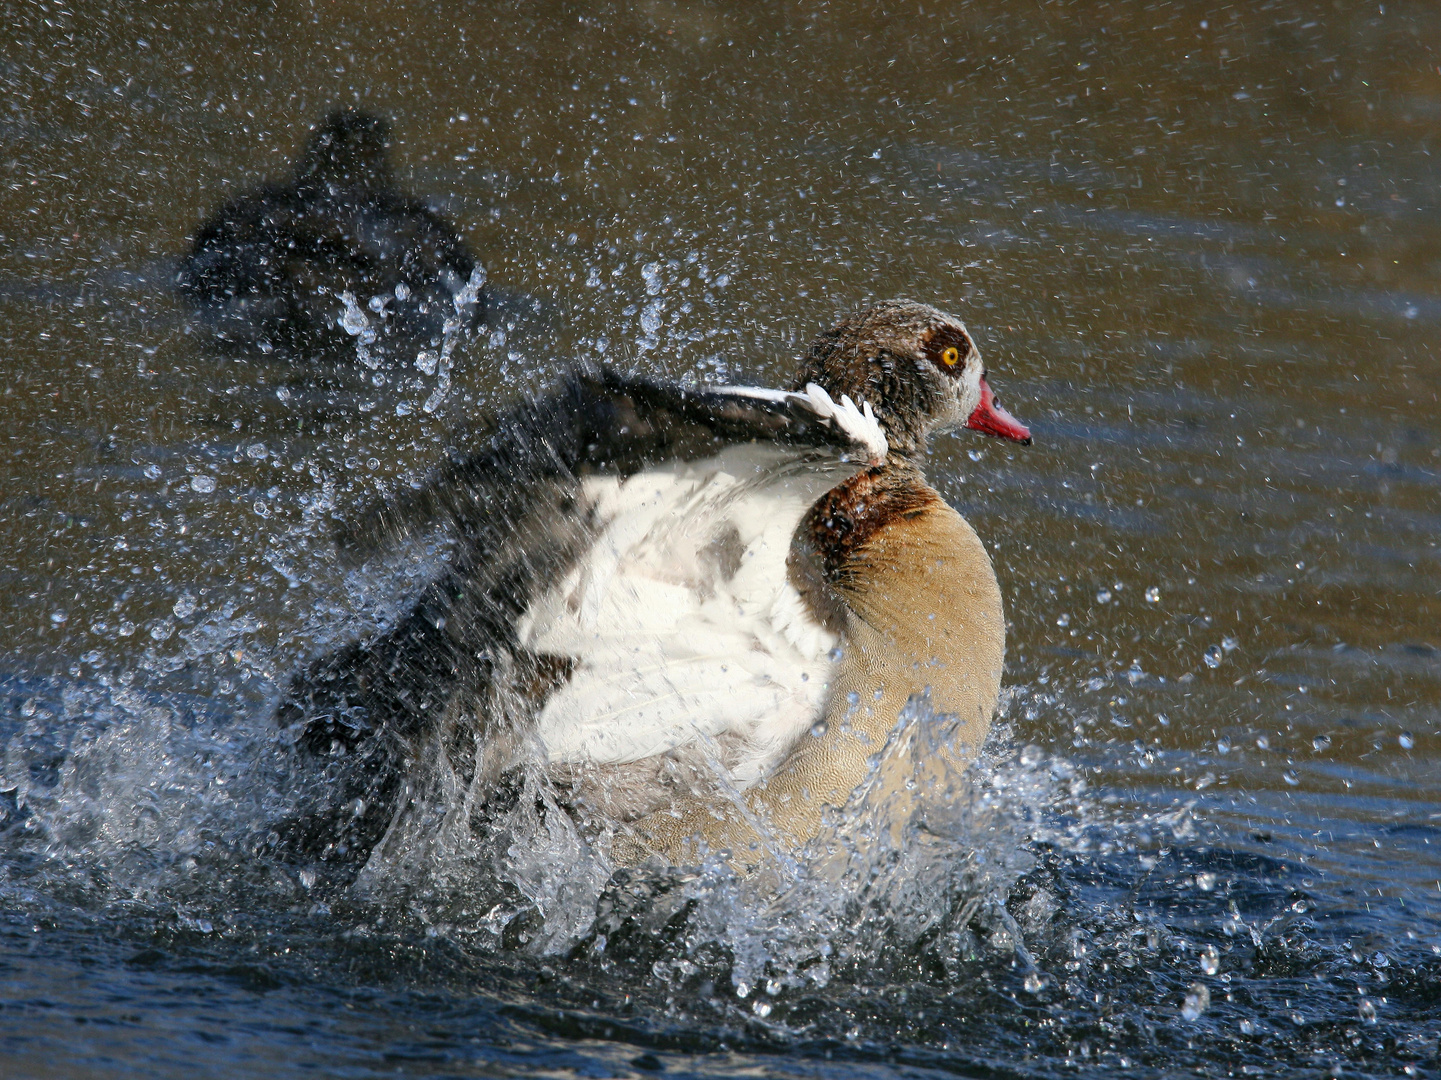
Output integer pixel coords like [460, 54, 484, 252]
[516, 443, 854, 789]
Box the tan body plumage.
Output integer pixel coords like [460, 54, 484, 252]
[623, 467, 1005, 867]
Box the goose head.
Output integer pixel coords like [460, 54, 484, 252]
[793, 299, 1031, 459]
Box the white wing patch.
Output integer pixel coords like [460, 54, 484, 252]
[713, 383, 888, 465]
[710, 384, 793, 404]
[516, 443, 853, 790]
[797, 382, 888, 465]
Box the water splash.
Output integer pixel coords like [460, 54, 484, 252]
[423, 265, 487, 414]
[653, 697, 1043, 992]
[336, 290, 379, 369]
[1, 659, 1078, 986]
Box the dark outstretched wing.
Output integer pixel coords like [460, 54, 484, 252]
[335, 366, 879, 559]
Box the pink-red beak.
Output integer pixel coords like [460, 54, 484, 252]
[966, 378, 1032, 444]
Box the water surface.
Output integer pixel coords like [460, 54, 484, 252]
[2, 1, 1439, 1076]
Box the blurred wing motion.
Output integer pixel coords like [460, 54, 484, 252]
[336, 369, 883, 557]
[284, 368, 882, 821]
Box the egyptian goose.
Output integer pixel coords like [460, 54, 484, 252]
[178, 108, 485, 356]
[278, 299, 1030, 872]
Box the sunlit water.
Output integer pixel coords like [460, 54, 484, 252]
[2, 2, 1439, 1077]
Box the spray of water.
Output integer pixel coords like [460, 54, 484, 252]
[1, 642, 1088, 990]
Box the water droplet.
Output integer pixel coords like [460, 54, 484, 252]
[1144, 586, 1160, 603]
[1023, 972, 1047, 994]
[246, 443, 268, 460]
[1200, 944, 1220, 975]
[809, 720, 828, 738]
[1217, 737, 1231, 754]
[144, 463, 162, 480]
[118, 620, 136, 637]
[367, 294, 388, 313]
[49, 610, 68, 625]
[1359, 998, 1377, 1025]
[394, 281, 411, 301]
[20, 698, 36, 718]
[1196, 872, 1217, 892]
[1239, 1018, 1257, 1035]
[734, 981, 749, 998]
[1157, 713, 1170, 726]
[1222, 636, 1239, 652]
[1181, 983, 1210, 1021]
[173, 594, 197, 619]
[1095, 589, 1112, 604]
[752, 1000, 772, 1017]
[1371, 951, 1390, 969]
[1203, 645, 1223, 668]
[1056, 613, 1070, 627]
[190, 475, 216, 494]
[1399, 731, 1415, 750]
[827, 646, 844, 662]
[337, 291, 371, 337]
[1256, 735, 1269, 750]
[1283, 770, 1300, 786]
[1312, 734, 1331, 752]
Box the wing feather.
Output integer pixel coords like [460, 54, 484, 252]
[335, 368, 884, 559]
[285, 367, 876, 802]
[520, 442, 851, 787]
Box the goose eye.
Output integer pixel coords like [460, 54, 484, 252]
[941, 346, 960, 367]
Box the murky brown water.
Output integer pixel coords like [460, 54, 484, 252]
[2, 2, 1439, 1077]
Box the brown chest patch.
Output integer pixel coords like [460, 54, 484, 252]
[801, 462, 940, 586]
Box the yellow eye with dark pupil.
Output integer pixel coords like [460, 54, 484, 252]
[941, 346, 961, 366]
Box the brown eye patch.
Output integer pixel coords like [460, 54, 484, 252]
[923, 327, 974, 376]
